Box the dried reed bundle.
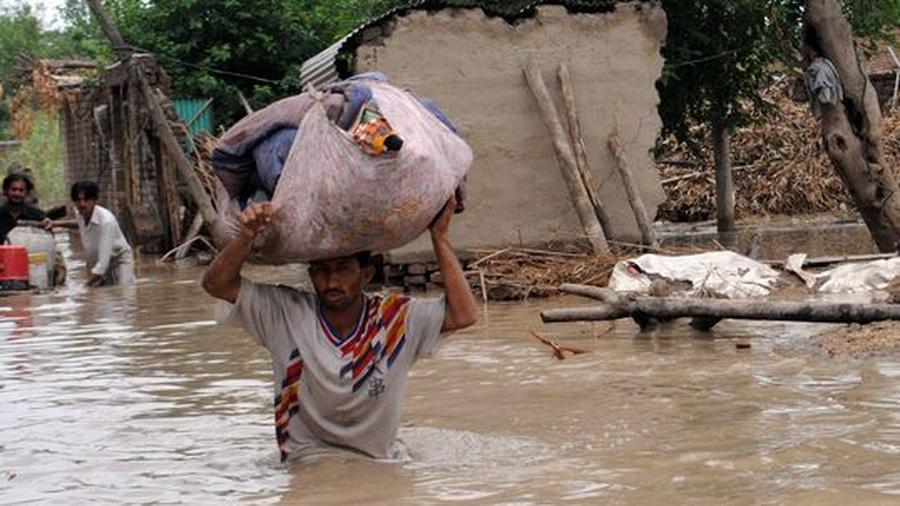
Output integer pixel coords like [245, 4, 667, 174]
[657, 81, 899, 222]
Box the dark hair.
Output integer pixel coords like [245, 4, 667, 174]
[3, 173, 33, 193]
[70, 181, 99, 201]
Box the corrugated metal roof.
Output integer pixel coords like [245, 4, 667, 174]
[173, 98, 213, 135]
[299, 0, 625, 89]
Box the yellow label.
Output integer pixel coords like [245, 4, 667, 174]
[28, 252, 47, 264]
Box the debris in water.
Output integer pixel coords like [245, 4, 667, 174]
[530, 331, 589, 360]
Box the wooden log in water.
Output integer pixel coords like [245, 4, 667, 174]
[542, 304, 628, 322]
[558, 283, 621, 304]
[541, 297, 900, 325]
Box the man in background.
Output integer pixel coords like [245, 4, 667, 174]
[71, 181, 135, 287]
[0, 173, 52, 244]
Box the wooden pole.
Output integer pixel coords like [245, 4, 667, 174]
[126, 67, 140, 206]
[176, 213, 204, 259]
[84, 0, 129, 59]
[18, 219, 78, 228]
[557, 63, 613, 237]
[84, 0, 218, 228]
[607, 133, 659, 247]
[237, 89, 254, 114]
[523, 63, 608, 254]
[133, 66, 217, 225]
[541, 296, 900, 326]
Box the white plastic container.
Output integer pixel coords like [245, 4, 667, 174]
[27, 252, 49, 290]
[8, 227, 57, 289]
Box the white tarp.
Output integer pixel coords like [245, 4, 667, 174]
[608, 251, 781, 298]
[609, 251, 900, 300]
[814, 257, 900, 293]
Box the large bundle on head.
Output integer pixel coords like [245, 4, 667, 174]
[211, 73, 472, 263]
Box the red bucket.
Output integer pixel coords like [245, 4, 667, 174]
[0, 245, 30, 283]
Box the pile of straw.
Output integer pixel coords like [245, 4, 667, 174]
[188, 131, 221, 209]
[656, 82, 900, 222]
[465, 247, 622, 300]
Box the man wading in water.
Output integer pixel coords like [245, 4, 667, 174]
[202, 197, 478, 461]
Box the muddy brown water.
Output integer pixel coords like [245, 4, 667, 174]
[2, 242, 900, 504]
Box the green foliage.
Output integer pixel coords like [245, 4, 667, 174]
[844, 0, 900, 39]
[84, 0, 401, 130]
[0, 3, 45, 94]
[1, 110, 66, 207]
[658, 0, 900, 144]
[0, 1, 110, 139]
[5, 0, 899, 142]
[657, 0, 784, 143]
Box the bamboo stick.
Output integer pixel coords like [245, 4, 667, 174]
[176, 213, 204, 259]
[557, 63, 613, 238]
[523, 63, 608, 254]
[607, 133, 658, 247]
[17, 219, 78, 228]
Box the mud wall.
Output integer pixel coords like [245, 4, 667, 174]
[353, 3, 667, 258]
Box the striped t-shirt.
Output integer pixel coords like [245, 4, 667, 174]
[223, 278, 446, 461]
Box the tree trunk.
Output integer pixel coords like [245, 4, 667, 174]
[712, 117, 735, 233]
[803, 0, 900, 252]
[541, 296, 900, 327]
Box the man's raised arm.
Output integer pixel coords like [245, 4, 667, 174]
[202, 202, 275, 303]
[429, 197, 478, 332]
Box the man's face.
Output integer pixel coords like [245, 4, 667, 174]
[74, 194, 96, 220]
[308, 256, 373, 311]
[5, 181, 28, 205]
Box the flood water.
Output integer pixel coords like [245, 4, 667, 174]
[2, 241, 900, 504]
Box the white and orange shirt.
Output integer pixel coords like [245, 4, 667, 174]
[222, 278, 446, 461]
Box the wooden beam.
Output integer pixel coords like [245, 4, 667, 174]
[608, 133, 659, 247]
[134, 61, 217, 226]
[557, 63, 613, 238]
[541, 296, 900, 326]
[84, 0, 130, 59]
[558, 283, 621, 304]
[523, 63, 608, 254]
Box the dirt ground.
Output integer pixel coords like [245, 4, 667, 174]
[811, 322, 900, 359]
